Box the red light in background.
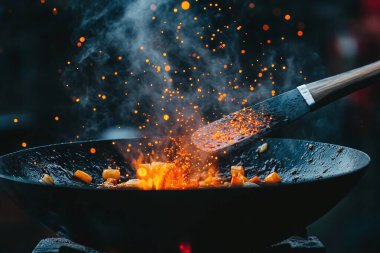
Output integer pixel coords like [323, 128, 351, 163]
[179, 242, 191, 253]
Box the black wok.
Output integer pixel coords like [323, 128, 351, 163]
[0, 138, 370, 253]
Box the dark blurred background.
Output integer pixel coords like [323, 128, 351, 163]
[0, 0, 379, 252]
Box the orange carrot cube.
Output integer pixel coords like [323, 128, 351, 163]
[231, 166, 245, 177]
[249, 176, 261, 184]
[102, 168, 121, 180]
[231, 176, 244, 186]
[264, 172, 282, 183]
[73, 170, 92, 183]
[40, 174, 54, 184]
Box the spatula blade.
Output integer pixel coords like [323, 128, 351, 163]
[191, 88, 311, 152]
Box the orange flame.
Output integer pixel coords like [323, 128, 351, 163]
[127, 137, 223, 190]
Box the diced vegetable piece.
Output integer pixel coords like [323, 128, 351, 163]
[264, 172, 282, 183]
[40, 174, 54, 184]
[231, 166, 245, 177]
[243, 182, 259, 187]
[102, 168, 120, 180]
[230, 166, 246, 186]
[256, 143, 269, 154]
[73, 170, 92, 183]
[249, 176, 261, 184]
[231, 176, 244, 186]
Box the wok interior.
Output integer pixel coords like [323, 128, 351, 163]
[0, 138, 370, 188]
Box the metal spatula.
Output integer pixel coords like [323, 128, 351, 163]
[192, 60, 380, 152]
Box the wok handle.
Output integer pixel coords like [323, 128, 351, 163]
[304, 60, 380, 108]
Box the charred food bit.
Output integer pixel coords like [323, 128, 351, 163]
[337, 147, 344, 153]
[256, 143, 269, 154]
[264, 172, 282, 183]
[102, 168, 121, 180]
[40, 174, 54, 184]
[73, 170, 93, 183]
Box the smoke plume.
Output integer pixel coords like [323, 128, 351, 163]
[63, 0, 323, 139]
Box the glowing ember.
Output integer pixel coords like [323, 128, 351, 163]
[181, 1, 190, 11]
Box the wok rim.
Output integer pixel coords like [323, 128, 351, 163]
[0, 138, 371, 192]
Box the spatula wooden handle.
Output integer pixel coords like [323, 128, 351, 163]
[305, 60, 380, 107]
